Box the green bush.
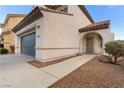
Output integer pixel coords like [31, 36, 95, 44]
[105, 40, 124, 63]
[0, 48, 9, 54]
[10, 45, 15, 53]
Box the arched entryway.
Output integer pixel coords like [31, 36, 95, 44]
[81, 32, 103, 54]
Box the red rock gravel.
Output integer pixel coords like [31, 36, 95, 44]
[49, 56, 124, 88]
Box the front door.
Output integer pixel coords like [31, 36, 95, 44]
[86, 35, 94, 54]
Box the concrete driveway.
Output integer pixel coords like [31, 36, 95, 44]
[0, 54, 95, 88]
[0, 54, 58, 88]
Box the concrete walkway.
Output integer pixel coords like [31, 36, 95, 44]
[41, 54, 96, 79]
[0, 54, 95, 88]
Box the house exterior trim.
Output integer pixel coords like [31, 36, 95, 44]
[36, 47, 79, 50]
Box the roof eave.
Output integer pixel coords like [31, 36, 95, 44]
[79, 25, 109, 33]
[12, 7, 43, 32]
[78, 5, 94, 23]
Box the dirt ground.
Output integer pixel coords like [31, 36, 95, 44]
[49, 56, 124, 88]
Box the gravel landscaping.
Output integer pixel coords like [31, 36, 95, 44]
[49, 56, 124, 88]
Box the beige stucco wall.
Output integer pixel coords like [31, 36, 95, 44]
[36, 6, 92, 61]
[3, 32, 15, 51]
[3, 17, 24, 31]
[15, 5, 92, 62]
[2, 16, 25, 52]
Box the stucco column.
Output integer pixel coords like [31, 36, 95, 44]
[15, 35, 20, 54]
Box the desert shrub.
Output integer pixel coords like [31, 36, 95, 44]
[10, 45, 15, 53]
[105, 40, 124, 64]
[0, 48, 8, 54]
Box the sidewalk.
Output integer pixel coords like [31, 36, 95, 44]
[0, 54, 95, 88]
[40, 54, 96, 87]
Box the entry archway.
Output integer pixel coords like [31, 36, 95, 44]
[81, 32, 103, 54]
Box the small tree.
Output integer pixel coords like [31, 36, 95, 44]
[105, 40, 124, 64]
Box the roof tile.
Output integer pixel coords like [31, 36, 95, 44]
[79, 20, 110, 32]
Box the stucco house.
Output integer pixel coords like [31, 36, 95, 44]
[12, 5, 114, 62]
[0, 14, 26, 52]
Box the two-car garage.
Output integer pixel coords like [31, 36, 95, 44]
[21, 32, 36, 57]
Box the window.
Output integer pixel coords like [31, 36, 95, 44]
[63, 6, 68, 13]
[57, 6, 68, 13]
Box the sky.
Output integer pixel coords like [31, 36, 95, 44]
[0, 5, 32, 23]
[0, 5, 32, 34]
[86, 5, 124, 40]
[0, 5, 124, 40]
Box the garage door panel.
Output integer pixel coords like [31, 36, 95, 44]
[22, 48, 35, 56]
[21, 32, 36, 57]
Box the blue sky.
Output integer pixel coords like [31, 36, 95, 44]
[0, 5, 124, 40]
[0, 5, 32, 23]
[86, 5, 124, 40]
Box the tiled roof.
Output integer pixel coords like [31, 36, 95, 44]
[39, 7, 73, 16]
[13, 6, 94, 32]
[13, 6, 73, 32]
[79, 20, 110, 33]
[45, 5, 62, 10]
[43, 5, 94, 23]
